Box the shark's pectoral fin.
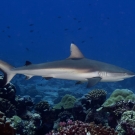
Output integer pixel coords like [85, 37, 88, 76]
[87, 77, 102, 88]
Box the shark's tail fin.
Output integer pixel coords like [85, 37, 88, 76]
[0, 60, 15, 87]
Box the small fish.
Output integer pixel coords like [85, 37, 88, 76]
[30, 30, 34, 32]
[58, 16, 61, 18]
[78, 21, 81, 23]
[38, 83, 43, 86]
[64, 28, 68, 31]
[8, 35, 11, 38]
[29, 24, 34, 26]
[2, 30, 5, 32]
[7, 26, 10, 29]
[25, 61, 32, 66]
[26, 48, 30, 51]
[72, 41, 75, 43]
[78, 28, 82, 30]
[73, 18, 77, 20]
[81, 40, 85, 43]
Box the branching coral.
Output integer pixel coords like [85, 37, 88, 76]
[47, 120, 118, 135]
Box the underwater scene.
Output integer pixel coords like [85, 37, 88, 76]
[0, 0, 135, 135]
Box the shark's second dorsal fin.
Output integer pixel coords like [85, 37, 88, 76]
[25, 61, 32, 66]
[68, 43, 85, 59]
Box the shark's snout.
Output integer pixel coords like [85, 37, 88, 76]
[127, 72, 135, 76]
[124, 71, 135, 78]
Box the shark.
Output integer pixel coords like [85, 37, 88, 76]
[0, 43, 134, 87]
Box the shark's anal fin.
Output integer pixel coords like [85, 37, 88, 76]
[87, 77, 102, 88]
[75, 81, 85, 85]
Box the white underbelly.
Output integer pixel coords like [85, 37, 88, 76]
[101, 78, 124, 82]
[14, 68, 99, 81]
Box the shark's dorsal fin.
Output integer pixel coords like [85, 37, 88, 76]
[68, 43, 85, 59]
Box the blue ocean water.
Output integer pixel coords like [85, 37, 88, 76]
[0, 0, 135, 91]
[1, 1, 135, 134]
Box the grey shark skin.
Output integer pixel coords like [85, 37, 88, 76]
[0, 43, 135, 87]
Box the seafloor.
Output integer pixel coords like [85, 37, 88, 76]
[0, 74, 135, 135]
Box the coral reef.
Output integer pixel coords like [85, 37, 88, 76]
[23, 112, 42, 135]
[35, 101, 57, 134]
[53, 111, 74, 131]
[116, 110, 135, 135]
[97, 89, 135, 128]
[35, 100, 50, 113]
[58, 111, 74, 122]
[0, 111, 16, 135]
[0, 98, 16, 117]
[102, 89, 135, 108]
[72, 89, 107, 122]
[10, 115, 23, 134]
[72, 97, 90, 121]
[9, 111, 42, 135]
[15, 95, 34, 116]
[53, 94, 76, 109]
[85, 89, 107, 106]
[0, 82, 16, 102]
[85, 108, 107, 125]
[54, 88, 82, 104]
[1, 73, 135, 135]
[47, 120, 118, 135]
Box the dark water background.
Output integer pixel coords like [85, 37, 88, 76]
[0, 0, 135, 79]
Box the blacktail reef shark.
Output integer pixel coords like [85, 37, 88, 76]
[0, 44, 134, 87]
